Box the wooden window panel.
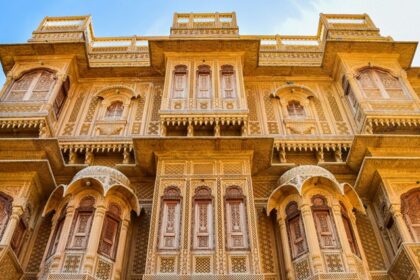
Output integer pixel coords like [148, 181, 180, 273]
[98, 214, 121, 259]
[68, 210, 94, 249]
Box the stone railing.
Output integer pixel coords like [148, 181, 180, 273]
[170, 12, 239, 37]
[388, 243, 420, 280]
[27, 13, 394, 68]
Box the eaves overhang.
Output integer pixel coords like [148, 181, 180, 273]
[354, 157, 420, 198]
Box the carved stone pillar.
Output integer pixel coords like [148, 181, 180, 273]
[389, 204, 412, 243]
[0, 206, 23, 245]
[49, 205, 75, 272]
[83, 205, 106, 274]
[300, 203, 323, 273]
[277, 216, 294, 280]
[113, 218, 130, 280]
[331, 204, 355, 272]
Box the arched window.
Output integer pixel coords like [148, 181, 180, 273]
[196, 65, 211, 99]
[356, 68, 405, 99]
[0, 192, 12, 241]
[225, 186, 248, 249]
[220, 65, 236, 98]
[340, 203, 360, 257]
[192, 186, 213, 249]
[287, 100, 306, 118]
[401, 189, 420, 242]
[311, 195, 340, 249]
[159, 186, 182, 249]
[285, 201, 308, 259]
[67, 196, 95, 249]
[105, 101, 124, 119]
[98, 203, 122, 259]
[48, 205, 67, 257]
[172, 65, 188, 99]
[5, 70, 56, 101]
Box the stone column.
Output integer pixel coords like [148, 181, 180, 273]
[300, 203, 323, 273]
[278, 216, 294, 280]
[83, 205, 106, 274]
[389, 204, 412, 243]
[113, 218, 130, 280]
[331, 204, 356, 272]
[0, 206, 24, 245]
[50, 205, 75, 272]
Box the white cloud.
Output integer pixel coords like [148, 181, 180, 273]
[274, 0, 420, 66]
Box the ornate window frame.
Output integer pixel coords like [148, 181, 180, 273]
[158, 186, 182, 250]
[285, 201, 308, 260]
[98, 202, 122, 260]
[172, 65, 188, 99]
[196, 65, 212, 99]
[220, 64, 236, 99]
[340, 202, 360, 257]
[224, 186, 249, 250]
[191, 186, 214, 250]
[66, 196, 96, 250]
[311, 195, 340, 250]
[3, 69, 57, 102]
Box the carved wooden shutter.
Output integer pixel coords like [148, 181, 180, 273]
[342, 215, 359, 256]
[99, 214, 120, 258]
[288, 215, 307, 258]
[194, 201, 212, 249]
[226, 200, 247, 249]
[197, 65, 211, 98]
[53, 86, 68, 118]
[313, 210, 338, 249]
[160, 201, 181, 249]
[70, 211, 93, 249]
[377, 71, 404, 98]
[172, 65, 187, 99]
[221, 65, 235, 98]
[31, 71, 55, 100]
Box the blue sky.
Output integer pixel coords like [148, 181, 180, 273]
[1, 0, 419, 85]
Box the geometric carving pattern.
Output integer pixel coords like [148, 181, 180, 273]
[231, 256, 247, 273]
[355, 211, 386, 271]
[131, 209, 151, 275]
[159, 257, 176, 273]
[222, 162, 242, 175]
[95, 258, 113, 280]
[294, 257, 311, 280]
[62, 254, 82, 273]
[389, 247, 417, 280]
[163, 163, 185, 175]
[256, 209, 275, 273]
[324, 253, 345, 273]
[194, 256, 211, 273]
[26, 215, 52, 274]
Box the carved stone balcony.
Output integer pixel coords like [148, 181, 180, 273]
[388, 243, 420, 280]
[258, 14, 393, 67]
[28, 16, 150, 67]
[170, 12, 239, 37]
[0, 245, 24, 280]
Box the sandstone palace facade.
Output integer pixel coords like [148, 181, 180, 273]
[0, 12, 419, 280]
